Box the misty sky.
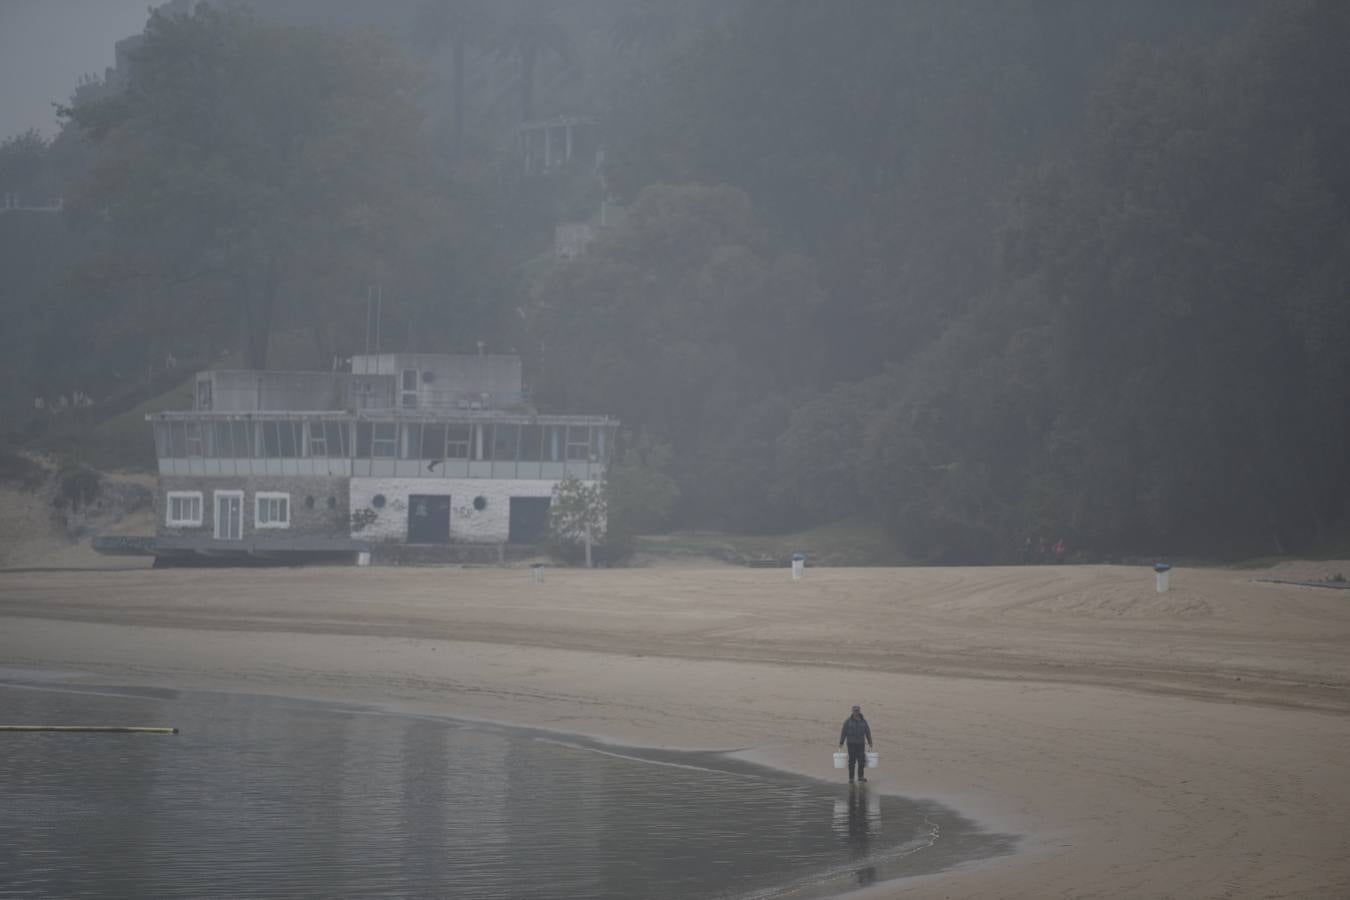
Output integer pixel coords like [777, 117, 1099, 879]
[0, 0, 154, 139]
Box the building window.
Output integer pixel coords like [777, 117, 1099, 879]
[185, 423, 204, 457]
[401, 369, 418, 409]
[255, 492, 290, 529]
[566, 425, 590, 461]
[446, 424, 472, 459]
[493, 424, 520, 462]
[166, 491, 203, 527]
[308, 422, 327, 457]
[421, 424, 446, 460]
[373, 423, 397, 458]
[357, 422, 398, 458]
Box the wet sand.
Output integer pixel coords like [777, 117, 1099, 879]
[2, 564, 1349, 898]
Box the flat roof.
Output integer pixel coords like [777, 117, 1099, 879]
[147, 410, 618, 426]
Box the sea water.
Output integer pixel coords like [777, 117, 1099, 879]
[0, 680, 1014, 898]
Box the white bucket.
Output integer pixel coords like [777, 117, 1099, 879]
[866, 752, 879, 769]
[833, 751, 847, 769]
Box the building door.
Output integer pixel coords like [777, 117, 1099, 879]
[509, 497, 551, 544]
[407, 494, 451, 544]
[214, 492, 243, 540]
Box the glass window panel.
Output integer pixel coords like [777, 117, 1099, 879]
[373, 423, 397, 458]
[167, 422, 184, 457]
[421, 424, 446, 460]
[261, 421, 279, 458]
[400, 422, 421, 459]
[519, 425, 543, 462]
[185, 423, 204, 457]
[566, 425, 589, 461]
[257, 495, 290, 526]
[212, 423, 232, 458]
[278, 421, 299, 457]
[446, 424, 471, 459]
[356, 423, 373, 457]
[493, 424, 519, 462]
[330, 422, 348, 458]
[229, 423, 251, 458]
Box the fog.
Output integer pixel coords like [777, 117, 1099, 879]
[0, 0, 152, 137]
[2, 1, 1348, 564]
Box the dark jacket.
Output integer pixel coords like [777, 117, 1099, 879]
[840, 715, 872, 746]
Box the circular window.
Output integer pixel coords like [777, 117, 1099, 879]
[327, 496, 337, 510]
[372, 494, 387, 509]
[473, 495, 487, 511]
[304, 495, 315, 510]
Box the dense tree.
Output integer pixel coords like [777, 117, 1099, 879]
[61, 5, 433, 370]
[494, 2, 576, 123]
[841, 0, 1350, 559]
[531, 183, 823, 528]
[414, 0, 496, 158]
[9, 0, 1348, 561]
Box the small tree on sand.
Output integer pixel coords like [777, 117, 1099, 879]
[548, 475, 605, 567]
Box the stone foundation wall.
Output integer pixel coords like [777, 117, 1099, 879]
[157, 476, 350, 539]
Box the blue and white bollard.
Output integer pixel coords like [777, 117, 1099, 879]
[1154, 562, 1172, 593]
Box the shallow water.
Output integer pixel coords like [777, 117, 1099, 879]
[0, 681, 1013, 898]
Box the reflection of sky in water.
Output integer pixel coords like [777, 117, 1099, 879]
[0, 682, 1014, 899]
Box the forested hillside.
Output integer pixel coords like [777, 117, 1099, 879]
[2, 0, 1346, 561]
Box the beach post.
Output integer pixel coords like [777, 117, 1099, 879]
[531, 563, 544, 583]
[1154, 562, 1172, 593]
[792, 552, 806, 580]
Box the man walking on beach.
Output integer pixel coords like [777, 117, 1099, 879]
[839, 705, 873, 783]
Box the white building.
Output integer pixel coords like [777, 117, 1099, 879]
[139, 353, 616, 564]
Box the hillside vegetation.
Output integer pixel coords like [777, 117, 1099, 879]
[2, 1, 1347, 563]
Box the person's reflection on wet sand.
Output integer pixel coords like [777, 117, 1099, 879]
[832, 784, 882, 884]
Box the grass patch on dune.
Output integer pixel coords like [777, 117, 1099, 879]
[36, 377, 193, 473]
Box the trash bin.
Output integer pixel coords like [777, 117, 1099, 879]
[792, 553, 806, 580]
[1154, 562, 1172, 593]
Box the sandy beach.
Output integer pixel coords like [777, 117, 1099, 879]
[2, 563, 1349, 898]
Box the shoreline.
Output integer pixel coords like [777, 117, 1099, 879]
[0, 671, 1018, 899]
[3, 565, 1350, 897]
